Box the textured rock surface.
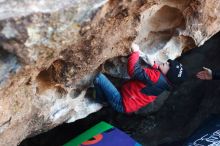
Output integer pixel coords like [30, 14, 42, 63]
[0, 0, 107, 146]
[0, 49, 20, 87]
[1, 0, 220, 146]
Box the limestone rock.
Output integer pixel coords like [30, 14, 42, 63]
[1, 0, 220, 146]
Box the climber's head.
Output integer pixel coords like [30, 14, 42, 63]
[159, 59, 188, 86]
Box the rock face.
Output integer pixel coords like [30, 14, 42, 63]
[1, 0, 220, 146]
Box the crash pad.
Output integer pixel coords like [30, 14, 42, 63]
[63, 121, 142, 146]
[184, 116, 220, 146]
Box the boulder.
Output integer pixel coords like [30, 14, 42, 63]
[1, 0, 220, 145]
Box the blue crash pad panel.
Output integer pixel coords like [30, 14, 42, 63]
[184, 116, 220, 146]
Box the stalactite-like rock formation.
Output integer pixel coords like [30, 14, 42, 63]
[1, 0, 220, 145]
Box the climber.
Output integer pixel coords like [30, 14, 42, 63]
[93, 43, 188, 113]
[196, 67, 220, 80]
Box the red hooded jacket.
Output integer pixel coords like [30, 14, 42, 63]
[121, 52, 170, 113]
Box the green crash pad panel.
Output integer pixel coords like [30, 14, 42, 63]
[64, 121, 142, 146]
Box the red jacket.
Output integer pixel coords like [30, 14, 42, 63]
[121, 52, 170, 113]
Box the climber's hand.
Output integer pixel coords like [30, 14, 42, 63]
[196, 67, 213, 80]
[131, 43, 140, 52]
[153, 61, 159, 69]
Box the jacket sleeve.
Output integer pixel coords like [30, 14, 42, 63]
[212, 70, 220, 80]
[127, 51, 153, 85]
[152, 63, 159, 69]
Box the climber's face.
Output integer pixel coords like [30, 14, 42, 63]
[159, 62, 170, 75]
